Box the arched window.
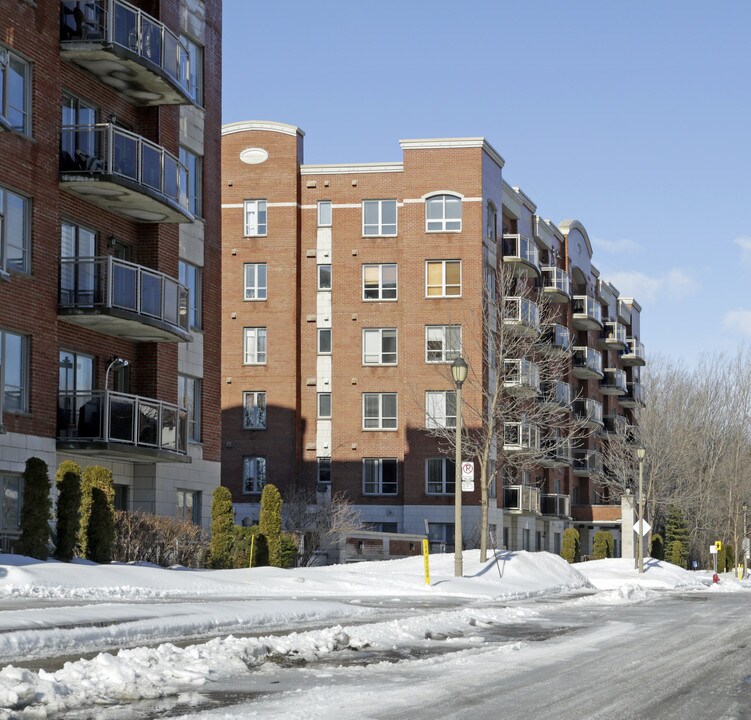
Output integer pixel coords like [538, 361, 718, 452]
[425, 193, 462, 232]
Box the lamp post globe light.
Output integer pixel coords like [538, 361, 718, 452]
[636, 447, 646, 574]
[451, 356, 468, 578]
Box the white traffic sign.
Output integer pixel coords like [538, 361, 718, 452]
[743, 538, 750, 552]
[461, 461, 474, 492]
[632, 520, 651, 536]
[709, 545, 718, 555]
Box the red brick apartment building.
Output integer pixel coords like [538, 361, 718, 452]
[0, 0, 222, 540]
[221, 121, 646, 557]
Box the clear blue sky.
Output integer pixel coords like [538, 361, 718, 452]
[222, 1, 751, 365]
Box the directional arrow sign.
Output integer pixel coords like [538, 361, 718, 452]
[632, 520, 651, 536]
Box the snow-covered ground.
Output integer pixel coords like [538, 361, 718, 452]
[0, 551, 746, 719]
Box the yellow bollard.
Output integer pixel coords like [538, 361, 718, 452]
[249, 533, 255, 569]
[423, 538, 430, 585]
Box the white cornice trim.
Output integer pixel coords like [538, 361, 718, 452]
[399, 137, 505, 169]
[512, 186, 536, 213]
[300, 162, 403, 175]
[621, 297, 642, 312]
[222, 120, 304, 137]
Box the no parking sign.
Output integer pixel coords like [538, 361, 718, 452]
[461, 461, 474, 492]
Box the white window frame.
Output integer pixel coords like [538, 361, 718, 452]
[0, 329, 27, 418]
[362, 199, 397, 237]
[244, 262, 267, 301]
[0, 47, 31, 135]
[317, 264, 332, 291]
[362, 458, 398, 496]
[243, 327, 267, 364]
[243, 390, 267, 430]
[317, 392, 331, 419]
[362, 328, 397, 366]
[317, 457, 332, 485]
[244, 199, 267, 237]
[362, 392, 397, 430]
[426, 458, 456, 495]
[425, 194, 462, 232]
[362, 263, 397, 301]
[179, 146, 202, 217]
[318, 328, 332, 355]
[317, 200, 332, 227]
[179, 260, 202, 330]
[0, 186, 30, 276]
[176, 488, 201, 525]
[180, 34, 203, 106]
[425, 259, 462, 298]
[178, 374, 201, 443]
[242, 456, 266, 494]
[425, 325, 461, 363]
[425, 390, 456, 429]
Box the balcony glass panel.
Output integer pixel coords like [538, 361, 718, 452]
[141, 143, 162, 191]
[161, 406, 177, 450]
[111, 262, 137, 311]
[138, 400, 160, 446]
[113, 3, 137, 48]
[140, 270, 162, 318]
[113, 131, 138, 181]
[140, 16, 163, 66]
[109, 395, 135, 442]
[573, 295, 602, 323]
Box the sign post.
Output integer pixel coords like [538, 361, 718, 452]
[422, 538, 430, 585]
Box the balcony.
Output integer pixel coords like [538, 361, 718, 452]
[60, 0, 193, 106]
[541, 493, 571, 517]
[599, 321, 627, 350]
[57, 390, 189, 463]
[572, 295, 603, 331]
[503, 422, 541, 453]
[573, 398, 604, 429]
[540, 433, 571, 467]
[58, 256, 191, 343]
[503, 485, 540, 514]
[503, 297, 540, 336]
[617, 299, 632, 325]
[572, 449, 603, 476]
[539, 381, 572, 413]
[600, 368, 627, 396]
[621, 338, 646, 366]
[60, 123, 192, 223]
[542, 323, 572, 354]
[619, 382, 646, 408]
[503, 359, 540, 397]
[572, 346, 604, 380]
[603, 414, 629, 435]
[502, 234, 540, 277]
[540, 267, 571, 303]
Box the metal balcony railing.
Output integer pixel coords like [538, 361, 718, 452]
[604, 414, 629, 435]
[600, 368, 628, 394]
[622, 338, 646, 365]
[574, 398, 604, 426]
[541, 433, 571, 466]
[620, 382, 646, 407]
[504, 485, 541, 513]
[503, 422, 541, 452]
[540, 380, 572, 410]
[57, 389, 188, 455]
[543, 323, 572, 353]
[572, 295, 603, 326]
[573, 346, 604, 377]
[572, 449, 603, 475]
[60, 123, 189, 212]
[503, 297, 540, 332]
[59, 256, 190, 334]
[541, 493, 570, 517]
[540, 267, 571, 298]
[502, 234, 540, 272]
[601, 321, 627, 347]
[60, 0, 192, 99]
[503, 358, 541, 394]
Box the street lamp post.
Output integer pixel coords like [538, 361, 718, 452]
[636, 447, 646, 574]
[743, 501, 748, 579]
[451, 356, 468, 578]
[103, 356, 129, 441]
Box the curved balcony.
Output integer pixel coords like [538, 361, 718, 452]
[599, 321, 627, 350]
[57, 390, 190, 463]
[541, 433, 571, 468]
[60, 0, 193, 106]
[540, 267, 571, 303]
[573, 398, 604, 429]
[541, 493, 570, 517]
[572, 346, 604, 380]
[502, 234, 540, 277]
[503, 485, 540, 514]
[503, 297, 540, 336]
[603, 414, 629, 435]
[503, 359, 540, 397]
[503, 422, 541, 453]
[58, 256, 191, 343]
[572, 449, 603, 476]
[539, 381, 572, 413]
[60, 123, 192, 223]
[619, 382, 646, 408]
[622, 338, 646, 366]
[542, 323, 572, 355]
[600, 368, 627, 396]
[572, 295, 603, 331]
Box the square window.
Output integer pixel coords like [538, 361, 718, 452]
[318, 328, 332, 354]
[426, 458, 456, 495]
[243, 456, 266, 494]
[426, 260, 461, 297]
[317, 264, 332, 291]
[362, 328, 397, 365]
[362, 263, 397, 301]
[362, 458, 397, 495]
[425, 325, 461, 363]
[244, 199, 267, 236]
[362, 200, 397, 236]
[244, 263, 267, 300]
[362, 392, 397, 430]
[243, 391, 267, 429]
[176, 489, 202, 525]
[317, 392, 331, 419]
[425, 390, 457, 429]
[243, 327, 267, 364]
[317, 201, 332, 227]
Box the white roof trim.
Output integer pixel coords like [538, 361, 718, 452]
[300, 162, 403, 175]
[399, 137, 505, 169]
[222, 120, 304, 137]
[420, 190, 464, 200]
[620, 297, 642, 312]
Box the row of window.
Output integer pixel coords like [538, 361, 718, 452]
[241, 456, 458, 496]
[243, 195, 463, 238]
[241, 390, 457, 431]
[242, 325, 461, 366]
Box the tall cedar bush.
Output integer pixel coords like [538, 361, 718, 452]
[54, 468, 82, 561]
[664, 506, 689, 569]
[650, 533, 664, 561]
[725, 543, 735, 572]
[259, 484, 283, 567]
[210, 486, 235, 568]
[561, 527, 580, 564]
[87, 487, 114, 563]
[17, 457, 52, 559]
[592, 530, 614, 559]
[80, 466, 115, 560]
[671, 540, 685, 568]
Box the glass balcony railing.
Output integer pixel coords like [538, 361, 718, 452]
[60, 123, 191, 221]
[503, 422, 541, 452]
[503, 358, 541, 395]
[503, 297, 540, 334]
[604, 414, 629, 435]
[572, 346, 604, 378]
[572, 295, 603, 328]
[502, 234, 540, 274]
[601, 321, 627, 348]
[503, 485, 541, 513]
[541, 433, 571, 467]
[572, 449, 603, 475]
[622, 338, 646, 366]
[540, 380, 572, 411]
[619, 382, 646, 408]
[57, 389, 188, 457]
[573, 398, 604, 427]
[59, 256, 190, 341]
[60, 0, 193, 104]
[541, 493, 570, 517]
[540, 267, 571, 300]
[600, 368, 627, 395]
[542, 323, 572, 353]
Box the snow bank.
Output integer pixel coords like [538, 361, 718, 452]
[574, 558, 706, 590]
